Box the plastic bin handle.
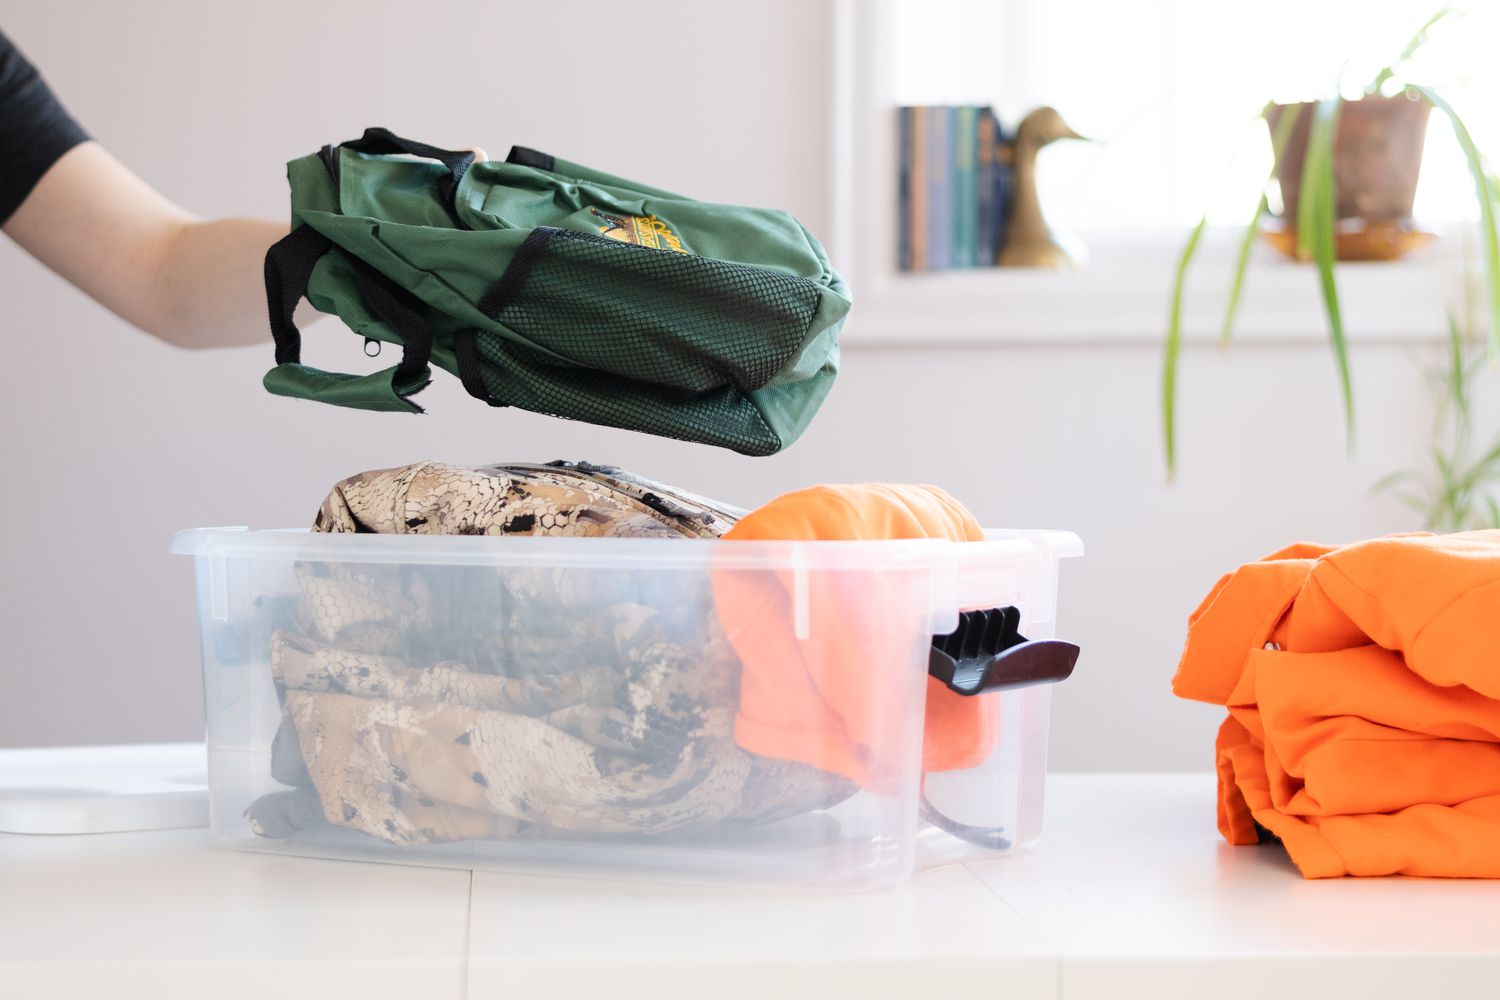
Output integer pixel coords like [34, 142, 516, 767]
[928, 606, 1079, 696]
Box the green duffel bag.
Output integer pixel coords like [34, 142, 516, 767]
[263, 128, 850, 456]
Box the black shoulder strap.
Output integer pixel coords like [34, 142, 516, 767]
[347, 260, 434, 391]
[452, 330, 505, 407]
[265, 224, 332, 366]
[264, 224, 434, 400]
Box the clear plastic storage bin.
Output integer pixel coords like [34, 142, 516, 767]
[173, 528, 1081, 890]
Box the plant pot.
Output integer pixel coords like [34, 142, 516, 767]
[1265, 93, 1431, 261]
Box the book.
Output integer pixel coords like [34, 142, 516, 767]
[897, 105, 1016, 271]
[976, 108, 997, 266]
[953, 106, 978, 267]
[909, 107, 928, 270]
[991, 113, 1016, 264]
[926, 106, 953, 271]
[897, 107, 914, 272]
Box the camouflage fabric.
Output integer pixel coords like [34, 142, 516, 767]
[247, 460, 853, 845]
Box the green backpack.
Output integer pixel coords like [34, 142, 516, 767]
[263, 128, 850, 456]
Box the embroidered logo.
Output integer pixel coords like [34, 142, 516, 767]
[590, 208, 687, 253]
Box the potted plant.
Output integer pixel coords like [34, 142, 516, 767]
[1161, 8, 1500, 477]
[1261, 93, 1431, 262]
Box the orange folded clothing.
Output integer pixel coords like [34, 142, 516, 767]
[1172, 531, 1500, 878]
[713, 483, 998, 789]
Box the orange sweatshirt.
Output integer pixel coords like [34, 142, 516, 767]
[714, 483, 998, 789]
[1173, 531, 1500, 878]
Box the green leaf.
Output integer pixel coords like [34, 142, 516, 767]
[1373, 468, 1435, 524]
[1298, 97, 1354, 446]
[1371, 469, 1422, 495]
[1456, 438, 1500, 493]
[1221, 195, 1267, 347]
[1410, 85, 1500, 363]
[1390, 489, 1435, 518]
[1370, 6, 1454, 92]
[1435, 447, 1456, 487]
[1222, 105, 1304, 345]
[1447, 312, 1468, 420]
[1163, 214, 1208, 480]
[1434, 446, 1470, 531]
[1486, 495, 1500, 529]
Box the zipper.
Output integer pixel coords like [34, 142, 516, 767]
[499, 463, 743, 533]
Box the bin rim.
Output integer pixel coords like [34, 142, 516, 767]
[170, 526, 1082, 572]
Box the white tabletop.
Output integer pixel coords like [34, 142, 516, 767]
[1, 769, 1496, 1000]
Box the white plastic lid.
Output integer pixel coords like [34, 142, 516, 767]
[0, 742, 208, 835]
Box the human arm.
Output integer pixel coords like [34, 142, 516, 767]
[3, 140, 297, 349]
[1, 28, 306, 349]
[2, 30, 486, 351]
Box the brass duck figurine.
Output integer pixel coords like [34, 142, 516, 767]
[998, 107, 1088, 268]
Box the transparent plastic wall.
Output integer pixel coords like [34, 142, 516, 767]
[177, 528, 1080, 890]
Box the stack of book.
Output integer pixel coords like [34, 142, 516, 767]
[897, 105, 1015, 271]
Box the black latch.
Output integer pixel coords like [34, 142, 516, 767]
[929, 606, 1079, 696]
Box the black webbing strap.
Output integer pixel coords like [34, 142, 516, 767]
[504, 145, 556, 172]
[348, 261, 434, 391]
[341, 127, 476, 205]
[451, 228, 559, 408]
[478, 228, 555, 317]
[452, 330, 504, 407]
[265, 224, 332, 366]
[918, 795, 1011, 851]
[264, 224, 433, 394]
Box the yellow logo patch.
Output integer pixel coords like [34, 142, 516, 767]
[591, 208, 687, 253]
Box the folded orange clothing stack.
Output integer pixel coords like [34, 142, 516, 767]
[1172, 531, 1500, 878]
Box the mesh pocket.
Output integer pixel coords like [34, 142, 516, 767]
[471, 334, 782, 456]
[481, 228, 822, 394]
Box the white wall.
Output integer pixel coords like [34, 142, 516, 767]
[0, 0, 1436, 770]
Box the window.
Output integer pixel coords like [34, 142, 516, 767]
[834, 0, 1493, 343]
[888, 0, 1500, 232]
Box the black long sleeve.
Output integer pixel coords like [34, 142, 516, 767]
[0, 29, 89, 226]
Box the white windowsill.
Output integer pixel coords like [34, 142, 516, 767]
[840, 228, 1477, 347]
